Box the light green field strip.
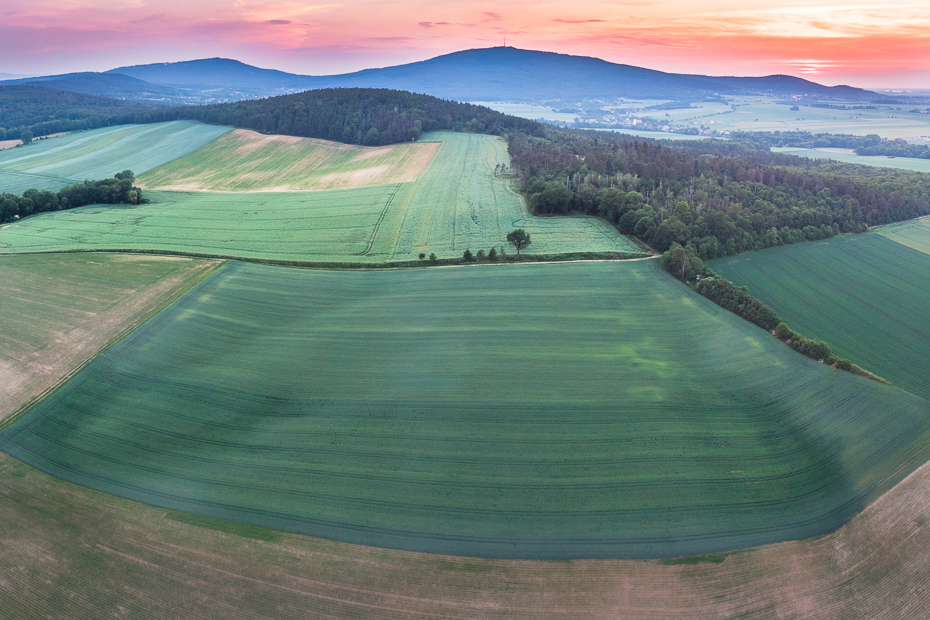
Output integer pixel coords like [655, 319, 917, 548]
[0, 253, 218, 424]
[876, 216, 930, 255]
[0, 132, 641, 261]
[0, 187, 396, 260]
[0, 122, 232, 194]
[3, 260, 929, 560]
[138, 129, 441, 192]
[4, 447, 930, 619]
[711, 234, 930, 401]
[771, 147, 930, 172]
[370, 131, 642, 258]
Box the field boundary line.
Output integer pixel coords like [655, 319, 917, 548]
[0, 258, 225, 431]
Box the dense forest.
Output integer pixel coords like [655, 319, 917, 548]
[0, 86, 152, 141]
[0, 171, 142, 223]
[508, 128, 930, 258]
[130, 88, 546, 145]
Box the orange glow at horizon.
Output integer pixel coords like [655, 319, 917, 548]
[0, 0, 928, 89]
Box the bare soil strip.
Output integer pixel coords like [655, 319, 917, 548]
[1, 417, 930, 618]
[0, 254, 219, 424]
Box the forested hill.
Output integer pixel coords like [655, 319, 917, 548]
[0, 85, 154, 141]
[509, 128, 930, 258]
[132, 88, 546, 145]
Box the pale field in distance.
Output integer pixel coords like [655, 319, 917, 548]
[138, 129, 440, 192]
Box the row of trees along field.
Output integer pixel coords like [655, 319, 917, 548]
[728, 130, 930, 159]
[0, 171, 142, 223]
[0, 85, 151, 141]
[659, 242, 886, 383]
[130, 88, 546, 146]
[508, 128, 930, 259]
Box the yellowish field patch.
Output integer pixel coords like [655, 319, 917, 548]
[0, 253, 219, 423]
[1, 445, 929, 618]
[138, 129, 440, 192]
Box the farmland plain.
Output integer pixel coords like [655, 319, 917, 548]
[3, 260, 930, 559]
[0, 253, 218, 423]
[711, 234, 930, 401]
[877, 215, 930, 255]
[0, 132, 641, 261]
[771, 147, 930, 173]
[0, 121, 231, 194]
[138, 128, 440, 192]
[3, 445, 930, 619]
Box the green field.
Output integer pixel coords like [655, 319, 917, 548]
[0, 132, 641, 261]
[3, 260, 929, 559]
[139, 129, 440, 192]
[877, 216, 930, 255]
[0, 122, 232, 193]
[711, 234, 930, 401]
[771, 147, 930, 173]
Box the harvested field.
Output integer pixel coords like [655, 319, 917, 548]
[138, 128, 440, 191]
[0, 121, 231, 193]
[711, 234, 930, 401]
[3, 260, 929, 559]
[877, 216, 930, 256]
[0, 253, 219, 423]
[0, 132, 640, 261]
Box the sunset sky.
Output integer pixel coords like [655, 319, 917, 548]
[1, 0, 928, 88]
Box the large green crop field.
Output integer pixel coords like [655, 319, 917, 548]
[877, 216, 930, 255]
[0, 122, 232, 194]
[712, 234, 930, 401]
[3, 260, 929, 559]
[0, 132, 641, 261]
[139, 128, 440, 191]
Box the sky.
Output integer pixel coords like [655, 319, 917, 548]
[1, 0, 928, 89]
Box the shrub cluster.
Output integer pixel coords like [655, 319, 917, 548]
[0, 171, 143, 224]
[694, 276, 781, 331]
[773, 323, 888, 383]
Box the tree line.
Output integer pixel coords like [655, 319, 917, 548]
[128, 88, 546, 146]
[0, 171, 142, 224]
[0, 85, 152, 141]
[508, 127, 930, 259]
[726, 130, 930, 160]
[659, 242, 886, 383]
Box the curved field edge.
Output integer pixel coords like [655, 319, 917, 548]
[3, 260, 930, 559]
[710, 234, 930, 402]
[1, 448, 930, 619]
[137, 128, 441, 192]
[0, 253, 221, 425]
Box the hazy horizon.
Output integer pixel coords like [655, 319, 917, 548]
[1, 0, 927, 90]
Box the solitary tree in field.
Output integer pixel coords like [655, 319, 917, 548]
[20, 129, 33, 145]
[506, 229, 531, 258]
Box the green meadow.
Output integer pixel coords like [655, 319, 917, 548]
[3, 260, 929, 559]
[877, 216, 930, 255]
[0, 131, 641, 261]
[0, 122, 231, 193]
[712, 234, 930, 401]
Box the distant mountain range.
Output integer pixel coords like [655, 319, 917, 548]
[1, 47, 881, 104]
